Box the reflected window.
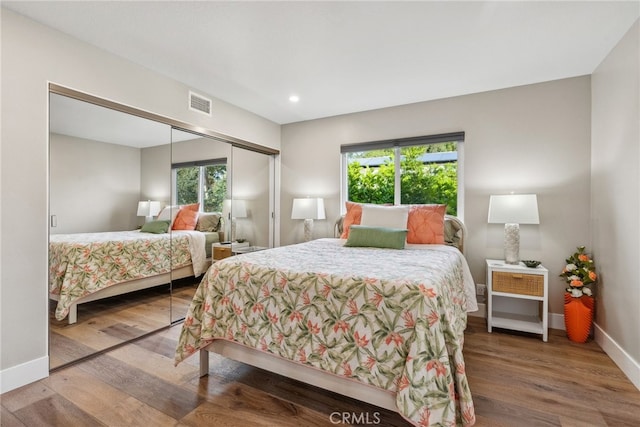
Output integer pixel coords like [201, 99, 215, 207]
[173, 158, 227, 212]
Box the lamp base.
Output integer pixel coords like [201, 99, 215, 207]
[504, 223, 520, 264]
[303, 219, 314, 242]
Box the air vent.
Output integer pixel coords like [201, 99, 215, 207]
[189, 91, 212, 116]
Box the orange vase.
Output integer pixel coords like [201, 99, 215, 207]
[564, 292, 595, 343]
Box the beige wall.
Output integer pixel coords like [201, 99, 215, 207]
[281, 76, 592, 318]
[591, 20, 640, 369]
[0, 8, 280, 390]
[50, 134, 142, 233]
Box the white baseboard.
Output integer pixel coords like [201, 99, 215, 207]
[471, 307, 638, 391]
[594, 322, 640, 391]
[549, 312, 565, 330]
[0, 356, 49, 394]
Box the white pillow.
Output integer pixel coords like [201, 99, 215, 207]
[360, 204, 409, 229]
[157, 205, 180, 229]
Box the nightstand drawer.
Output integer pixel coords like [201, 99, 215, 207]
[213, 246, 232, 260]
[492, 271, 544, 296]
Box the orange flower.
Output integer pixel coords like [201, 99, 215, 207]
[578, 254, 590, 262]
[371, 293, 383, 307]
[267, 311, 279, 324]
[333, 320, 349, 334]
[419, 284, 437, 298]
[427, 311, 440, 326]
[427, 359, 447, 377]
[418, 407, 431, 427]
[402, 311, 415, 328]
[348, 300, 359, 315]
[307, 320, 320, 335]
[354, 331, 369, 347]
[589, 271, 597, 281]
[365, 356, 376, 370]
[384, 332, 404, 346]
[342, 362, 352, 377]
[570, 279, 584, 287]
[397, 375, 409, 391]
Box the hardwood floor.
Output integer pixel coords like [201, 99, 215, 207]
[49, 277, 200, 369]
[3, 317, 639, 426]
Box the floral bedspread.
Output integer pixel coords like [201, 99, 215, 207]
[175, 239, 476, 426]
[49, 230, 206, 321]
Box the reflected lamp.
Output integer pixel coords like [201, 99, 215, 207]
[137, 200, 161, 223]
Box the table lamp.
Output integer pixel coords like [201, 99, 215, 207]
[488, 194, 539, 264]
[291, 198, 326, 242]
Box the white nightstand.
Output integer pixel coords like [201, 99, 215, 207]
[486, 259, 549, 342]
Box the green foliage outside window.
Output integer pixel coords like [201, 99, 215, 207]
[176, 167, 199, 206]
[176, 164, 227, 212]
[346, 143, 458, 215]
[202, 165, 227, 212]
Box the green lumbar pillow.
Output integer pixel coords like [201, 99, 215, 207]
[140, 220, 170, 234]
[344, 225, 407, 250]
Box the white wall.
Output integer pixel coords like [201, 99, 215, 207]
[50, 134, 141, 233]
[140, 144, 172, 212]
[591, 20, 640, 379]
[0, 8, 280, 392]
[281, 76, 592, 318]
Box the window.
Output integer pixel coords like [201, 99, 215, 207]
[172, 158, 227, 212]
[341, 132, 464, 216]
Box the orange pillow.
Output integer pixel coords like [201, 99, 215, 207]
[172, 208, 199, 230]
[406, 204, 446, 244]
[340, 201, 363, 238]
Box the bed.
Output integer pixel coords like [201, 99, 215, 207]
[49, 229, 211, 324]
[174, 207, 477, 426]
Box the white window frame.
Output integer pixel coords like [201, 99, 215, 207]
[340, 132, 465, 221]
[171, 158, 227, 212]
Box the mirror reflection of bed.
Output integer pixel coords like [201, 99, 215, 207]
[48, 92, 177, 369]
[48, 89, 277, 371]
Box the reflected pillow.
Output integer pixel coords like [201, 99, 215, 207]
[173, 208, 199, 230]
[140, 220, 170, 234]
[157, 205, 180, 229]
[344, 225, 407, 250]
[196, 212, 222, 232]
[406, 204, 446, 244]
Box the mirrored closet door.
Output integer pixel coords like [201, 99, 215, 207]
[49, 85, 280, 370]
[231, 146, 275, 250]
[169, 128, 232, 324]
[48, 91, 173, 369]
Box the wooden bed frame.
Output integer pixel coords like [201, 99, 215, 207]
[51, 263, 199, 324]
[199, 340, 397, 411]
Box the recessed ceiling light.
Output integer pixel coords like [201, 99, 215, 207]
[289, 95, 300, 103]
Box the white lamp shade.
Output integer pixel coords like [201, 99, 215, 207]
[488, 194, 539, 224]
[137, 200, 161, 217]
[291, 198, 326, 220]
[223, 199, 247, 218]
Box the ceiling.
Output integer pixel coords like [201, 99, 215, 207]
[4, 1, 639, 125]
